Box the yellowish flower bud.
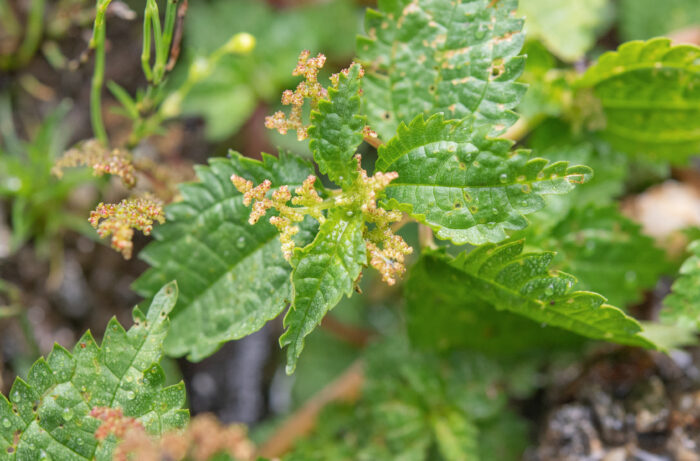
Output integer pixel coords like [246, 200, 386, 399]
[224, 32, 256, 55]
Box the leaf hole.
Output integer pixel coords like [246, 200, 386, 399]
[454, 202, 462, 209]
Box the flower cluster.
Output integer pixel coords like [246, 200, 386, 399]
[52, 139, 136, 188]
[90, 407, 143, 441]
[353, 157, 412, 285]
[92, 411, 255, 461]
[232, 156, 412, 285]
[89, 195, 165, 259]
[265, 50, 328, 141]
[231, 174, 323, 259]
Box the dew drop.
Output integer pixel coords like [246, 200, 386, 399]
[544, 285, 555, 296]
[499, 173, 508, 183]
[62, 408, 74, 422]
[76, 438, 84, 446]
[12, 392, 20, 402]
[127, 391, 136, 400]
[475, 29, 486, 39]
[236, 237, 246, 248]
[2, 419, 10, 428]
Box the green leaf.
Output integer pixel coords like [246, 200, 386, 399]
[518, 0, 613, 62]
[537, 205, 668, 308]
[0, 282, 188, 461]
[308, 64, 365, 187]
[286, 341, 530, 461]
[431, 408, 479, 461]
[405, 250, 585, 356]
[376, 114, 593, 245]
[423, 241, 656, 348]
[577, 38, 700, 163]
[661, 240, 700, 330]
[280, 210, 367, 373]
[357, 0, 526, 140]
[619, 0, 700, 41]
[133, 152, 317, 362]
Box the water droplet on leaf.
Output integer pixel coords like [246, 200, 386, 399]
[62, 408, 74, 422]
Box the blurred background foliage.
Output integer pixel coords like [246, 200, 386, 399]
[1, 0, 700, 459]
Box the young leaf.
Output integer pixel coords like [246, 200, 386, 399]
[538, 205, 668, 308]
[422, 241, 656, 348]
[577, 38, 700, 162]
[280, 209, 367, 373]
[308, 64, 365, 187]
[376, 114, 592, 245]
[133, 153, 317, 361]
[357, 0, 526, 139]
[518, 0, 612, 62]
[0, 282, 188, 461]
[661, 240, 700, 330]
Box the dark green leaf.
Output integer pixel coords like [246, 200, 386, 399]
[134, 153, 317, 361]
[540, 205, 668, 308]
[420, 241, 656, 348]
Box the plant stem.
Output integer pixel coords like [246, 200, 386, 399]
[90, 0, 112, 146]
[258, 360, 365, 458]
[141, 3, 153, 81]
[154, 0, 178, 81]
[0, 0, 20, 69]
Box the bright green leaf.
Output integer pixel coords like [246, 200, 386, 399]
[308, 64, 365, 187]
[662, 240, 700, 330]
[577, 38, 700, 163]
[280, 210, 366, 374]
[133, 153, 317, 362]
[519, 0, 613, 62]
[424, 241, 656, 348]
[0, 282, 188, 461]
[377, 114, 592, 245]
[431, 408, 479, 461]
[357, 0, 526, 139]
